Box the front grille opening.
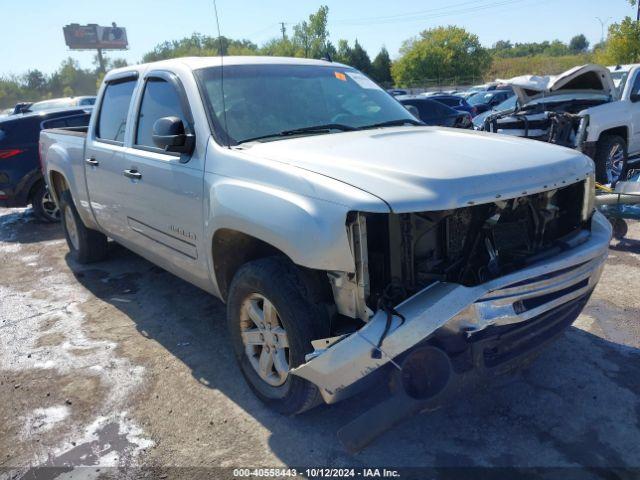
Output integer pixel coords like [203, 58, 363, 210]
[364, 182, 588, 307]
[518, 278, 589, 312]
[482, 293, 590, 368]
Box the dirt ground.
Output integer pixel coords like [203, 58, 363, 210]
[1, 206, 639, 479]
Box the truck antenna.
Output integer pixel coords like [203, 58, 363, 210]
[213, 0, 230, 147]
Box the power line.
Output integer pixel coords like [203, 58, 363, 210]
[334, 0, 495, 24]
[334, 0, 529, 26]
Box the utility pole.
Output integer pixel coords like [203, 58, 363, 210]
[596, 17, 611, 43]
[279, 22, 286, 40]
[637, 1, 640, 22]
[96, 48, 106, 74]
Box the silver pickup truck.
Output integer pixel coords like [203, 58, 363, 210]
[40, 56, 611, 448]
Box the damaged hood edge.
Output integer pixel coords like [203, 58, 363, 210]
[498, 64, 616, 106]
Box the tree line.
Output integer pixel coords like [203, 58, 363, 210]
[2, 2, 640, 108]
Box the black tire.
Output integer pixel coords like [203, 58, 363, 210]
[227, 256, 330, 415]
[610, 217, 628, 240]
[59, 190, 108, 264]
[594, 135, 627, 185]
[31, 182, 60, 223]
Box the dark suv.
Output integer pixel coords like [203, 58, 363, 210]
[0, 107, 91, 221]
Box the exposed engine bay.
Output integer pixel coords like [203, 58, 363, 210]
[337, 181, 589, 320]
[479, 97, 608, 148]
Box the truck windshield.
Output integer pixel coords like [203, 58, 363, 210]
[195, 64, 418, 145]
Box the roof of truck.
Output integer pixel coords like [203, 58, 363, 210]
[106, 56, 349, 80]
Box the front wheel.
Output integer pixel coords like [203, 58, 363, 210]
[595, 135, 627, 185]
[226, 257, 330, 415]
[59, 190, 108, 264]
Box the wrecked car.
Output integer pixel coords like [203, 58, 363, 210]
[479, 64, 640, 185]
[39, 57, 611, 449]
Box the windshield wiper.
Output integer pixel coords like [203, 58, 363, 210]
[357, 118, 424, 130]
[238, 123, 356, 144]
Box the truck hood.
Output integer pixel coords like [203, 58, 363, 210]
[499, 64, 615, 105]
[246, 127, 593, 212]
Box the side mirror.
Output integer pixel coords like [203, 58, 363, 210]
[631, 92, 640, 103]
[152, 116, 195, 154]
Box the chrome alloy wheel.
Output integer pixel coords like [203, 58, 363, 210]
[64, 205, 80, 250]
[240, 294, 290, 387]
[606, 142, 625, 184]
[42, 190, 60, 221]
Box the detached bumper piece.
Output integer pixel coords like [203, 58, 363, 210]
[338, 292, 592, 453]
[290, 212, 611, 451]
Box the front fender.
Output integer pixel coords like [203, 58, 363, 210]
[206, 174, 357, 275]
[583, 104, 631, 143]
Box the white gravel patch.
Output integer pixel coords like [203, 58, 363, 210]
[0, 212, 153, 468]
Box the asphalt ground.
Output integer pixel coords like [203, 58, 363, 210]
[1, 206, 639, 479]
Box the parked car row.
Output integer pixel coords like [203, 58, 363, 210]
[4, 96, 96, 116]
[387, 62, 640, 186]
[388, 86, 516, 120]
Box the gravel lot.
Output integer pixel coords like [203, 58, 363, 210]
[1, 206, 639, 478]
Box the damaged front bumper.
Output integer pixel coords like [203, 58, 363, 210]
[291, 211, 611, 403]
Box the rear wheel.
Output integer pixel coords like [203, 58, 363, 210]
[227, 257, 330, 415]
[59, 190, 108, 264]
[595, 135, 627, 185]
[31, 182, 60, 223]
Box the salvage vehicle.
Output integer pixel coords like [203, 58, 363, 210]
[0, 107, 91, 221]
[40, 57, 611, 448]
[479, 64, 640, 185]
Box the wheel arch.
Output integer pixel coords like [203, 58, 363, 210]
[211, 228, 335, 304]
[212, 228, 286, 301]
[598, 126, 629, 145]
[48, 169, 69, 205]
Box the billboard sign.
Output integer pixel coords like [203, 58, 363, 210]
[63, 24, 128, 50]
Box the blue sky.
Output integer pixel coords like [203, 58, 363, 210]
[1, 0, 635, 76]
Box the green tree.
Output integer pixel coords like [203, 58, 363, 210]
[544, 39, 571, 56]
[370, 47, 393, 85]
[332, 39, 371, 73]
[569, 34, 589, 53]
[493, 40, 513, 53]
[142, 33, 258, 62]
[260, 37, 302, 57]
[292, 5, 330, 58]
[334, 39, 352, 64]
[349, 40, 372, 73]
[391, 26, 491, 86]
[598, 16, 640, 64]
[23, 70, 46, 92]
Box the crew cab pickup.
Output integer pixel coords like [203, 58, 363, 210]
[40, 57, 611, 449]
[480, 64, 640, 185]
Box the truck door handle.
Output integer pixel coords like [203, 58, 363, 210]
[85, 158, 99, 166]
[123, 169, 142, 180]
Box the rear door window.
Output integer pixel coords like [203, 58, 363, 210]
[135, 78, 188, 149]
[96, 80, 136, 143]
